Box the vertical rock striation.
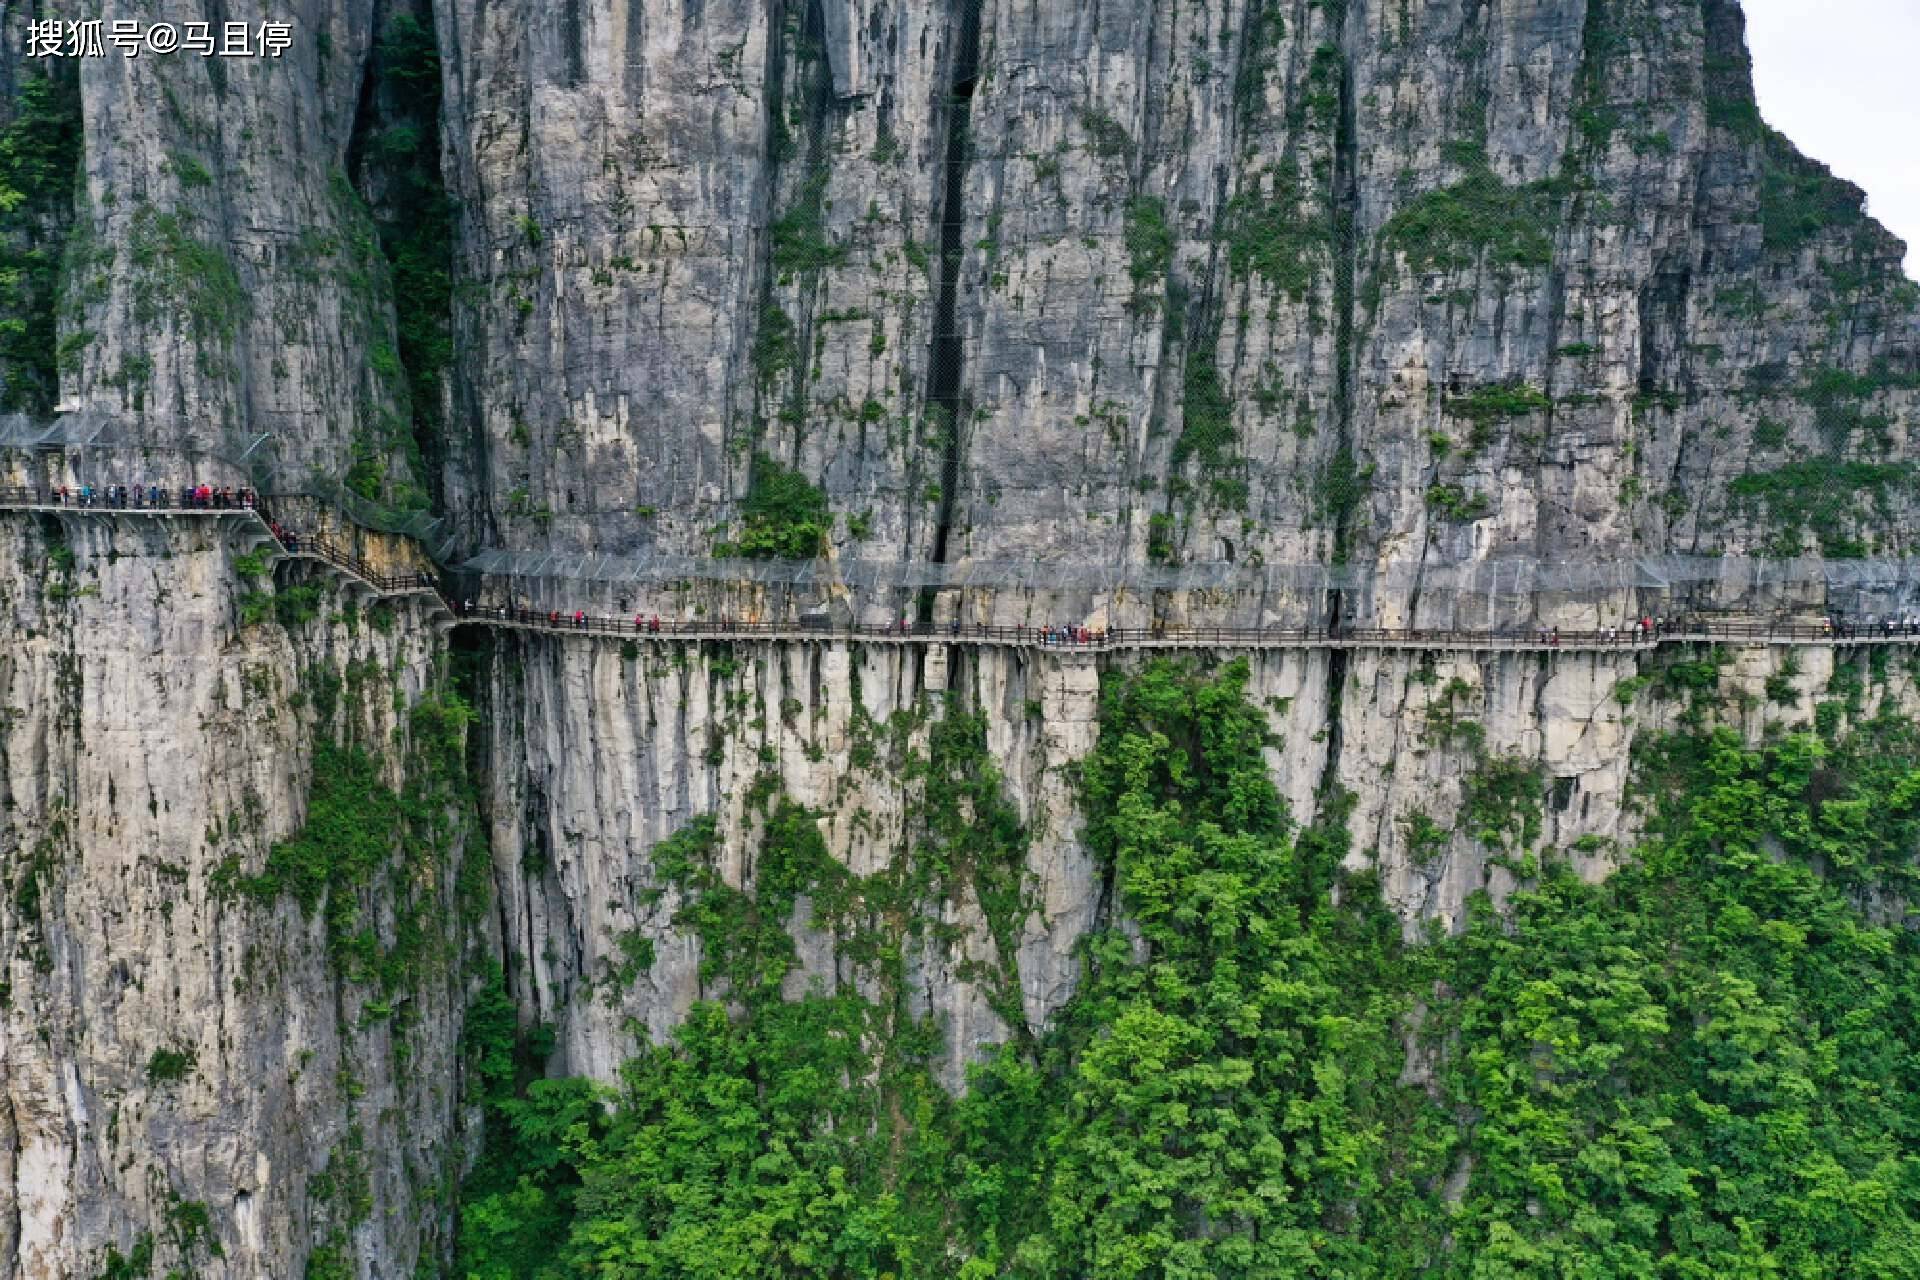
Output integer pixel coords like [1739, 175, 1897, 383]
[0, 514, 478, 1278]
[2, 0, 1918, 1272]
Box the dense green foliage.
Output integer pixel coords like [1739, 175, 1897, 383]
[1445, 381, 1552, 424]
[1427, 482, 1491, 521]
[145, 1047, 196, 1083]
[1755, 131, 1868, 253]
[770, 172, 848, 280]
[351, 7, 453, 503]
[0, 65, 82, 413]
[218, 691, 479, 991]
[1226, 166, 1326, 300]
[456, 660, 1920, 1277]
[714, 454, 831, 559]
[1701, 42, 1872, 254]
[457, 702, 1029, 1276]
[127, 205, 249, 345]
[1729, 459, 1912, 558]
[1175, 327, 1245, 506]
[1123, 196, 1174, 289]
[1378, 169, 1557, 278]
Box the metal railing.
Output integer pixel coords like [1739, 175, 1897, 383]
[282, 531, 444, 598]
[0, 419, 457, 560]
[0, 484, 259, 511]
[10, 490, 1920, 651]
[0, 485, 451, 610]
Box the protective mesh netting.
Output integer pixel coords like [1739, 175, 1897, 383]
[0, 413, 457, 558]
[10, 413, 1920, 597]
[454, 546, 1920, 593]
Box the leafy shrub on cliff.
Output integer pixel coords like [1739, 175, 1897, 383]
[1444, 381, 1552, 423]
[713, 455, 830, 559]
[1122, 196, 1174, 288]
[1378, 168, 1558, 277]
[146, 1047, 196, 1083]
[1756, 130, 1868, 252]
[225, 693, 477, 996]
[1729, 458, 1913, 557]
[1225, 165, 1327, 300]
[1427, 482, 1491, 521]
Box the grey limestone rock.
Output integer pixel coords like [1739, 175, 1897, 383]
[5, 0, 1919, 1272]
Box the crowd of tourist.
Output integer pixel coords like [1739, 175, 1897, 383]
[1823, 613, 1920, 639]
[42, 482, 312, 550]
[52, 483, 257, 510]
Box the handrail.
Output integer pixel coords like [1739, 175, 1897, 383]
[0, 486, 453, 614]
[6, 490, 1917, 651]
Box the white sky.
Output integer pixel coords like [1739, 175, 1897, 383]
[1741, 0, 1920, 278]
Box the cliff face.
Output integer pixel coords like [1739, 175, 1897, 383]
[432, 0, 1918, 611]
[3, 0, 1919, 1274]
[14, 0, 1920, 581]
[0, 511, 479, 1278]
[483, 640, 1103, 1089]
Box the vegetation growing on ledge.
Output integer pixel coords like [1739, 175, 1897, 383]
[1704, 46, 1873, 254]
[127, 207, 248, 345]
[1312, 447, 1371, 542]
[1729, 458, 1913, 557]
[352, 8, 454, 501]
[1758, 136, 1869, 254]
[1174, 326, 1248, 508]
[712, 454, 831, 559]
[1122, 196, 1173, 290]
[1426, 482, 1491, 521]
[1444, 381, 1552, 423]
[1377, 169, 1558, 278]
[1225, 165, 1327, 300]
[1797, 363, 1917, 444]
[214, 692, 479, 992]
[1461, 753, 1545, 849]
[146, 1047, 196, 1083]
[769, 172, 848, 280]
[0, 64, 83, 414]
[1444, 381, 1553, 449]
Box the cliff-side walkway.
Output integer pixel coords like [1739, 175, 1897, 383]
[4, 493, 1911, 654]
